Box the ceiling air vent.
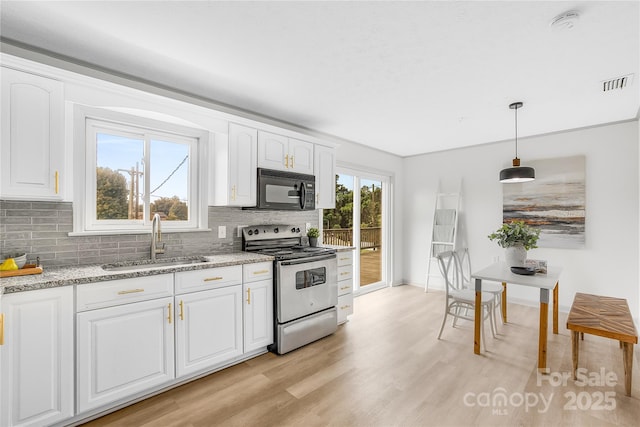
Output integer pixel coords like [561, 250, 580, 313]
[601, 74, 634, 92]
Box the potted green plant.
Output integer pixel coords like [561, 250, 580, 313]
[488, 220, 540, 266]
[307, 227, 320, 247]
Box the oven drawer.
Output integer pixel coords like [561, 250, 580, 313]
[77, 274, 173, 311]
[337, 265, 352, 282]
[337, 293, 354, 324]
[337, 251, 353, 267]
[175, 266, 242, 294]
[243, 261, 273, 283]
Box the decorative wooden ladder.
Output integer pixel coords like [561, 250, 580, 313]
[425, 183, 461, 292]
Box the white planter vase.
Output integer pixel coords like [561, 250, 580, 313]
[505, 245, 527, 267]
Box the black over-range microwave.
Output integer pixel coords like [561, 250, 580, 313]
[254, 168, 316, 210]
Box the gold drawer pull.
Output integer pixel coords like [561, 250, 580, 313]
[204, 277, 224, 282]
[117, 288, 144, 295]
[253, 270, 269, 275]
[0, 313, 4, 346]
[340, 285, 350, 291]
[341, 305, 352, 310]
[340, 257, 350, 261]
[340, 272, 350, 276]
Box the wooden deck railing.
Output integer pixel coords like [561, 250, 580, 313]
[323, 227, 381, 249]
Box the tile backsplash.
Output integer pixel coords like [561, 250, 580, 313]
[0, 200, 318, 268]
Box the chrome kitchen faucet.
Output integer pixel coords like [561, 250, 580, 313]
[151, 213, 166, 261]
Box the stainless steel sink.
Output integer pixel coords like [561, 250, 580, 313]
[101, 256, 209, 272]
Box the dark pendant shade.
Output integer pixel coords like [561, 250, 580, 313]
[500, 101, 535, 184]
[499, 166, 535, 183]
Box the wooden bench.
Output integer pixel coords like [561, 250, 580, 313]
[566, 292, 638, 396]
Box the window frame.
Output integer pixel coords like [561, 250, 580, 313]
[73, 105, 209, 235]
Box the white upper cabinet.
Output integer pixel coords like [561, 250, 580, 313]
[257, 131, 314, 174]
[210, 123, 257, 206]
[1, 287, 74, 427]
[314, 144, 336, 209]
[1, 67, 64, 200]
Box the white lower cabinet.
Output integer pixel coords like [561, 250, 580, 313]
[175, 286, 243, 377]
[76, 296, 175, 413]
[242, 262, 274, 353]
[337, 250, 354, 324]
[0, 287, 74, 427]
[243, 279, 274, 352]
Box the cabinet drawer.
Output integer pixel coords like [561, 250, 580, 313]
[77, 274, 173, 312]
[338, 280, 352, 296]
[175, 265, 242, 294]
[338, 265, 352, 282]
[337, 251, 353, 267]
[243, 262, 273, 283]
[337, 293, 354, 324]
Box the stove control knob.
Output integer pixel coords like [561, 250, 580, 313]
[247, 230, 253, 236]
[291, 227, 296, 233]
[296, 227, 301, 233]
[253, 229, 259, 235]
[274, 227, 279, 233]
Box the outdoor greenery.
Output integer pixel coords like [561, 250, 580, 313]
[96, 167, 128, 219]
[96, 167, 188, 221]
[151, 196, 188, 220]
[323, 175, 381, 229]
[307, 227, 320, 238]
[488, 220, 540, 250]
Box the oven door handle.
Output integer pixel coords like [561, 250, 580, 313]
[279, 254, 336, 266]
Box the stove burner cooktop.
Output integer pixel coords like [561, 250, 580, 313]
[242, 224, 336, 260]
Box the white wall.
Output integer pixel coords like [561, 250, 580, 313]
[334, 141, 405, 287]
[402, 120, 639, 320]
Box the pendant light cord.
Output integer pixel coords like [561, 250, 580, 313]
[514, 105, 518, 159]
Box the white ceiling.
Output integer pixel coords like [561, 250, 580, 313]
[1, 1, 638, 157]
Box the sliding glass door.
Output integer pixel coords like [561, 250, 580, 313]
[322, 168, 389, 294]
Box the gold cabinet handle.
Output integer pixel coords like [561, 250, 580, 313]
[253, 270, 269, 275]
[340, 272, 350, 276]
[204, 277, 223, 282]
[231, 185, 236, 201]
[291, 155, 294, 169]
[179, 300, 184, 321]
[168, 303, 172, 324]
[285, 154, 289, 168]
[0, 313, 4, 346]
[55, 171, 59, 194]
[117, 288, 145, 295]
[247, 288, 251, 305]
[341, 305, 352, 310]
[340, 285, 351, 291]
[340, 257, 350, 261]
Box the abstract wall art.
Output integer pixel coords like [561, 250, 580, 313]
[502, 155, 585, 249]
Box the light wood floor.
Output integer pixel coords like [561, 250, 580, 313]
[83, 285, 640, 426]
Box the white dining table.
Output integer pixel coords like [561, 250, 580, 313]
[471, 262, 562, 371]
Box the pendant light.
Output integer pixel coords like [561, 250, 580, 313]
[499, 102, 535, 183]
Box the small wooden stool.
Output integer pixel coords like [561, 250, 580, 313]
[566, 293, 638, 396]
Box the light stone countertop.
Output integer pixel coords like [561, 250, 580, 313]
[0, 252, 274, 295]
[323, 245, 356, 252]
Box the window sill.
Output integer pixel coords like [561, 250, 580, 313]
[68, 228, 212, 237]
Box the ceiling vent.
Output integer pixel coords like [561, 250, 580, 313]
[601, 74, 634, 92]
